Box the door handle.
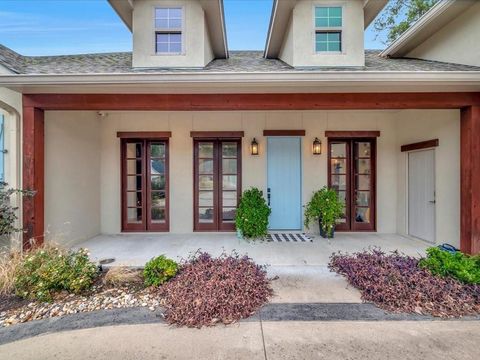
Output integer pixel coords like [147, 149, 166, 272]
[429, 200, 436, 204]
[267, 188, 271, 206]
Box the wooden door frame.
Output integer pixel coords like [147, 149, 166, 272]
[120, 138, 170, 232]
[328, 137, 377, 232]
[193, 138, 242, 232]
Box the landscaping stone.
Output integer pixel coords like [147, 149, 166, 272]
[0, 285, 163, 328]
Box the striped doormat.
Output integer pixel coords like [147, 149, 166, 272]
[266, 233, 313, 242]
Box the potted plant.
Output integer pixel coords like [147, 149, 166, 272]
[304, 187, 344, 238]
[235, 187, 271, 239]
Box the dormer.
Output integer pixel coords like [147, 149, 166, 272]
[109, 0, 228, 68]
[264, 0, 388, 68]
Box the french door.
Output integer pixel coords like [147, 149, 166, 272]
[328, 138, 376, 231]
[121, 139, 169, 232]
[194, 139, 241, 231]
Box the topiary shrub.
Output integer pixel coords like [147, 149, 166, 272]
[143, 255, 178, 287]
[419, 247, 480, 284]
[304, 187, 344, 238]
[14, 246, 98, 302]
[235, 187, 271, 239]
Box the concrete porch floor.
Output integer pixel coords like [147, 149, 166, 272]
[77, 232, 429, 268]
[75, 233, 429, 304]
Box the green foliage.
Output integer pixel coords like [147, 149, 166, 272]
[235, 188, 271, 239]
[374, 0, 439, 44]
[0, 182, 35, 238]
[144, 255, 178, 286]
[14, 247, 98, 302]
[304, 187, 344, 238]
[419, 247, 480, 284]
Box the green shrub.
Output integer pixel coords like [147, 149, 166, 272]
[304, 187, 344, 238]
[419, 247, 480, 284]
[144, 255, 178, 286]
[235, 187, 271, 239]
[0, 182, 34, 238]
[14, 246, 98, 302]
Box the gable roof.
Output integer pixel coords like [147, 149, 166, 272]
[107, 0, 229, 59]
[264, 0, 388, 58]
[380, 0, 476, 58]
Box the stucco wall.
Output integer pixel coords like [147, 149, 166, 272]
[406, 1, 480, 67]
[43, 109, 460, 247]
[288, 0, 365, 67]
[99, 110, 397, 234]
[44, 111, 101, 245]
[0, 88, 22, 249]
[395, 109, 460, 247]
[132, 0, 214, 68]
[278, 14, 294, 66]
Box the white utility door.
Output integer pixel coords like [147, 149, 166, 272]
[408, 149, 436, 243]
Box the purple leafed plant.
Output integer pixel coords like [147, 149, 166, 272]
[159, 251, 273, 328]
[329, 249, 480, 317]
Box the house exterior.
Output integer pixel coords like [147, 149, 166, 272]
[0, 0, 480, 254]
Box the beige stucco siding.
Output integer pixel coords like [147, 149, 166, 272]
[395, 109, 460, 247]
[0, 88, 22, 248]
[286, 0, 365, 67]
[132, 0, 214, 68]
[43, 109, 460, 247]
[406, 1, 480, 67]
[44, 111, 101, 245]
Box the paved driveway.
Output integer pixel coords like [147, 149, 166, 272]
[1, 320, 478, 360]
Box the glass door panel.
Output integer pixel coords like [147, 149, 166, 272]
[328, 139, 375, 231]
[196, 142, 216, 227]
[122, 139, 169, 232]
[352, 140, 374, 230]
[147, 141, 168, 229]
[194, 139, 241, 231]
[329, 141, 349, 229]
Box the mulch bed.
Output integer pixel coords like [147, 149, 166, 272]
[159, 252, 273, 328]
[329, 249, 480, 318]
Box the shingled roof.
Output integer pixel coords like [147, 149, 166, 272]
[1, 45, 480, 75]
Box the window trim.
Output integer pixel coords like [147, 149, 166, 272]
[313, 3, 345, 55]
[153, 6, 185, 56]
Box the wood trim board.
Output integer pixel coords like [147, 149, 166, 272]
[401, 139, 439, 152]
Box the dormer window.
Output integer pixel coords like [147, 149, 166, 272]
[315, 6, 342, 53]
[155, 7, 183, 54]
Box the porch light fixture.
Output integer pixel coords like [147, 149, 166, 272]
[312, 137, 322, 155]
[251, 138, 259, 156]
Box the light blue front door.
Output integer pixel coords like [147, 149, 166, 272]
[267, 137, 302, 230]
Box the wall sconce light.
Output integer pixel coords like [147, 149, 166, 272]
[251, 138, 259, 156]
[312, 137, 322, 155]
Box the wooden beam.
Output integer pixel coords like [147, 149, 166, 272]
[401, 139, 439, 152]
[22, 106, 44, 249]
[190, 131, 244, 138]
[117, 131, 172, 139]
[263, 130, 306, 136]
[325, 131, 381, 138]
[23, 93, 480, 111]
[461, 106, 480, 254]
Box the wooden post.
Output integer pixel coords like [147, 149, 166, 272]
[460, 106, 480, 254]
[22, 105, 44, 250]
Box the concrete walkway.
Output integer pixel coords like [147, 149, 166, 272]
[77, 233, 428, 267]
[1, 320, 479, 360]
